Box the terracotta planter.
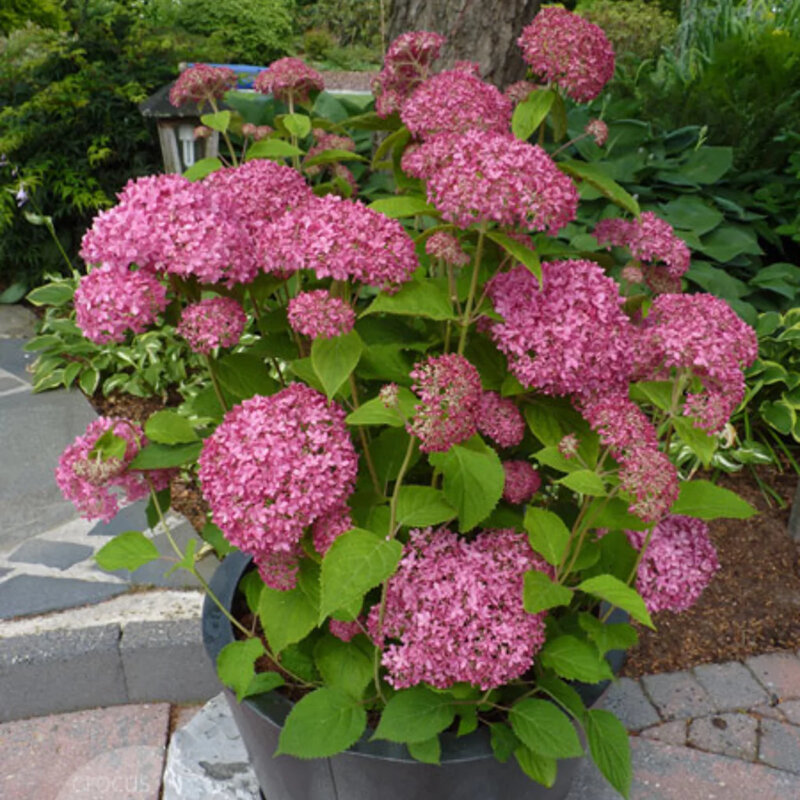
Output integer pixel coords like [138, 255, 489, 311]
[202, 550, 623, 800]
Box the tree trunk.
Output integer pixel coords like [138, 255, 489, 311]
[387, 0, 542, 88]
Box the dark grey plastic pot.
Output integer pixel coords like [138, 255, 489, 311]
[203, 550, 622, 800]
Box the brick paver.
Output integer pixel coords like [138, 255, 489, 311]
[693, 661, 770, 711]
[688, 713, 758, 761]
[759, 718, 800, 774]
[639, 719, 687, 746]
[746, 653, 800, 700]
[641, 670, 715, 721]
[597, 677, 661, 730]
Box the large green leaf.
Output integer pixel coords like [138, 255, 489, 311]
[585, 709, 632, 799]
[216, 639, 266, 702]
[523, 570, 574, 614]
[128, 441, 202, 469]
[258, 585, 318, 655]
[558, 160, 640, 216]
[514, 746, 558, 787]
[486, 231, 541, 282]
[394, 485, 456, 527]
[669, 146, 733, 185]
[200, 110, 231, 133]
[577, 575, 654, 628]
[215, 353, 278, 402]
[26, 282, 74, 307]
[372, 686, 455, 744]
[509, 699, 583, 759]
[670, 480, 757, 519]
[660, 195, 723, 236]
[539, 635, 614, 682]
[557, 470, 607, 496]
[697, 224, 762, 263]
[311, 330, 364, 399]
[578, 614, 639, 655]
[511, 89, 555, 141]
[672, 417, 718, 468]
[94, 531, 160, 572]
[346, 386, 416, 427]
[184, 157, 223, 181]
[246, 139, 305, 160]
[314, 635, 373, 699]
[407, 736, 441, 765]
[144, 410, 198, 445]
[281, 112, 312, 138]
[523, 507, 571, 566]
[368, 195, 437, 218]
[363, 278, 455, 320]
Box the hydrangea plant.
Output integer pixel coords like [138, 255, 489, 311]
[51, 8, 760, 797]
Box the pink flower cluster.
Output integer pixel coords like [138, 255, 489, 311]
[477, 392, 526, 448]
[407, 354, 483, 452]
[488, 261, 633, 397]
[402, 130, 578, 231]
[425, 231, 470, 267]
[368, 527, 549, 690]
[504, 80, 539, 105]
[303, 129, 356, 178]
[372, 31, 446, 118]
[56, 417, 170, 523]
[287, 290, 356, 340]
[585, 118, 608, 146]
[311, 504, 353, 556]
[169, 64, 237, 107]
[502, 460, 541, 504]
[517, 7, 615, 103]
[400, 69, 513, 139]
[632, 293, 758, 432]
[627, 515, 719, 613]
[257, 194, 418, 290]
[253, 58, 324, 105]
[177, 297, 247, 355]
[594, 212, 690, 281]
[197, 385, 358, 588]
[329, 617, 362, 642]
[74, 264, 168, 344]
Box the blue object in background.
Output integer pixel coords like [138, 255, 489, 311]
[187, 63, 267, 89]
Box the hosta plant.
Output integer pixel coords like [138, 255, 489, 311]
[52, 10, 759, 798]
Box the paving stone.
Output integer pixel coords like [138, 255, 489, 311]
[688, 713, 758, 761]
[760, 718, 800, 774]
[596, 677, 661, 731]
[747, 653, 800, 701]
[0, 305, 38, 339]
[0, 339, 35, 380]
[778, 700, 800, 726]
[641, 670, 715, 721]
[0, 624, 127, 721]
[0, 574, 126, 619]
[9, 539, 93, 570]
[694, 660, 770, 711]
[172, 704, 202, 731]
[0, 703, 169, 799]
[0, 374, 23, 393]
[640, 719, 687, 746]
[120, 619, 221, 703]
[87, 499, 149, 537]
[751, 703, 788, 722]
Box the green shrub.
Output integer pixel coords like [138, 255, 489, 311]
[303, 27, 335, 61]
[0, 0, 66, 36]
[301, 0, 382, 49]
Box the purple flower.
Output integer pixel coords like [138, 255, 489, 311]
[15, 185, 28, 207]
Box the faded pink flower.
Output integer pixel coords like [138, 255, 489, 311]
[425, 231, 470, 267]
[169, 64, 237, 107]
[502, 460, 541, 504]
[303, 129, 357, 178]
[254, 546, 302, 591]
[518, 7, 615, 103]
[193, 125, 213, 139]
[329, 618, 363, 642]
[287, 290, 355, 340]
[585, 118, 608, 146]
[254, 58, 324, 105]
[177, 296, 247, 355]
[504, 80, 539, 105]
[242, 123, 273, 140]
[312, 504, 354, 556]
[477, 392, 525, 448]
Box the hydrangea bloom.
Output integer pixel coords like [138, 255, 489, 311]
[619, 446, 680, 523]
[368, 527, 549, 690]
[477, 392, 525, 448]
[627, 515, 719, 613]
[504, 80, 539, 105]
[425, 231, 470, 267]
[329, 618, 362, 642]
[594, 212, 690, 280]
[169, 64, 237, 107]
[177, 297, 247, 355]
[633, 293, 758, 432]
[253, 58, 324, 105]
[402, 130, 578, 232]
[197, 385, 358, 566]
[488, 261, 633, 397]
[287, 290, 356, 340]
[407, 354, 482, 452]
[56, 417, 170, 523]
[311, 504, 353, 556]
[241, 123, 273, 140]
[254, 546, 303, 591]
[372, 31, 446, 117]
[585, 118, 608, 146]
[74, 264, 168, 344]
[257, 194, 418, 290]
[517, 7, 615, 102]
[502, 460, 541, 504]
[303, 129, 356, 178]
[400, 69, 513, 139]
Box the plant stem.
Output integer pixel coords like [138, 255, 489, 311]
[349, 373, 383, 496]
[457, 224, 487, 355]
[205, 354, 229, 413]
[388, 435, 417, 538]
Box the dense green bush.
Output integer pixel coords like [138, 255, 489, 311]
[0, 0, 66, 36]
[300, 0, 382, 49]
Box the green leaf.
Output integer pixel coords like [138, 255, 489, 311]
[511, 89, 555, 141]
[215, 353, 278, 402]
[670, 480, 757, 519]
[26, 282, 74, 307]
[183, 157, 222, 181]
[697, 225, 762, 263]
[243, 670, 285, 699]
[282, 113, 312, 138]
[246, 139, 304, 160]
[579, 614, 639, 655]
[407, 736, 441, 764]
[490, 723, 520, 763]
[216, 638, 266, 702]
[240, 570, 265, 614]
[558, 160, 640, 216]
[395, 485, 456, 527]
[372, 686, 455, 744]
[539, 635, 614, 683]
[536, 676, 586, 721]
[368, 195, 436, 218]
[94, 531, 160, 572]
[303, 148, 368, 168]
[314, 635, 373, 699]
[760, 400, 795, 435]
[557, 470, 607, 496]
[128, 441, 202, 469]
[91, 428, 128, 461]
[200, 110, 231, 133]
[201, 522, 234, 557]
[363, 278, 455, 320]
[78, 367, 100, 395]
[523, 570, 574, 614]
[509, 698, 583, 759]
[144, 410, 198, 445]
[585, 709, 632, 799]
[258, 585, 318, 655]
[673, 146, 733, 185]
[319, 528, 403, 621]
[672, 417, 718, 468]
[514, 746, 558, 787]
[585, 497, 647, 532]
[549, 93, 568, 141]
[428, 436, 505, 531]
[346, 388, 416, 427]
[278, 687, 367, 758]
[523, 507, 571, 567]
[660, 195, 723, 236]
[577, 575, 654, 628]
[311, 330, 364, 399]
[486, 231, 541, 282]
[629, 381, 673, 412]
[370, 428, 420, 486]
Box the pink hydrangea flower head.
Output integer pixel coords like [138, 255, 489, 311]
[253, 58, 324, 105]
[242, 123, 274, 141]
[407, 353, 483, 452]
[425, 231, 470, 267]
[329, 618, 363, 642]
[488, 261, 633, 397]
[197, 385, 358, 560]
[621, 264, 645, 285]
[579, 392, 659, 457]
[254, 545, 302, 591]
[312, 504, 354, 556]
[400, 69, 513, 139]
[287, 290, 356, 340]
[372, 31, 446, 118]
[633, 293, 758, 432]
[56, 417, 170, 523]
[502, 460, 541, 504]
[558, 433, 580, 459]
[379, 383, 400, 410]
[619, 446, 679, 523]
[74, 264, 168, 344]
[193, 125, 213, 139]
[477, 392, 525, 448]
[585, 118, 608, 146]
[303, 129, 356, 178]
[367, 527, 549, 690]
[177, 296, 247, 355]
[517, 7, 615, 102]
[402, 130, 578, 232]
[169, 64, 237, 107]
[627, 515, 719, 613]
[504, 80, 540, 105]
[257, 194, 418, 290]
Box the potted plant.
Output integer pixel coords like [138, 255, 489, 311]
[48, 8, 759, 799]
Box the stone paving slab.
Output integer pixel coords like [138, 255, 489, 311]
[693, 660, 770, 711]
[0, 574, 128, 619]
[597, 676, 661, 730]
[746, 653, 800, 701]
[9, 538, 94, 570]
[759, 717, 800, 774]
[640, 670, 715, 721]
[688, 713, 758, 761]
